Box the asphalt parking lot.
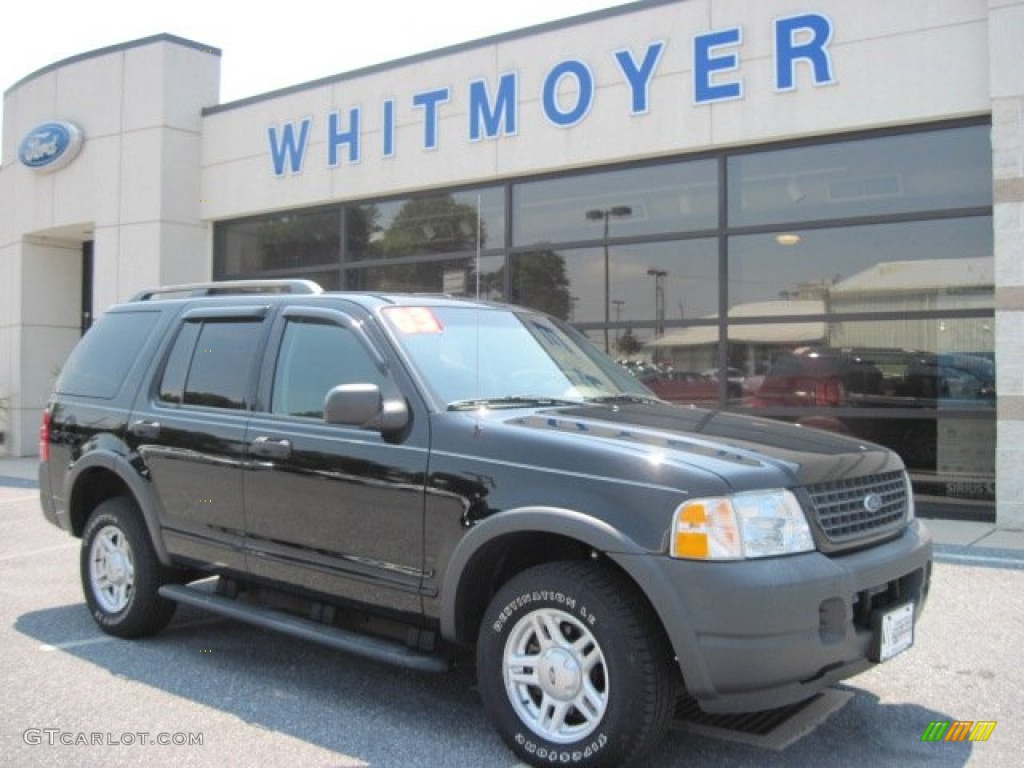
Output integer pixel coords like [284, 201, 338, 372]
[1, 468, 1021, 767]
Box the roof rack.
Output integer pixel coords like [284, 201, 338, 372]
[130, 279, 324, 301]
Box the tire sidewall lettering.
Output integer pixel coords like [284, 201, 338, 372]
[513, 731, 608, 764]
[490, 589, 595, 633]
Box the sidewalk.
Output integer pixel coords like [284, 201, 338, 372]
[3, 455, 1022, 560]
[0, 456, 39, 489]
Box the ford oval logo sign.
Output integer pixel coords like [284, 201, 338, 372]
[18, 121, 84, 173]
[863, 493, 884, 514]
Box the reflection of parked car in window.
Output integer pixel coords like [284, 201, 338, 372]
[639, 369, 742, 405]
[751, 347, 995, 468]
[702, 367, 747, 387]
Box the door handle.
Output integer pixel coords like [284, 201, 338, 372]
[129, 419, 161, 439]
[250, 436, 292, 460]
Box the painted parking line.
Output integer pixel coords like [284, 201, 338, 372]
[933, 548, 1024, 570]
[0, 492, 38, 505]
[0, 542, 77, 562]
[39, 616, 229, 652]
[39, 635, 119, 652]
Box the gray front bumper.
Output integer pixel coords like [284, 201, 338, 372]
[616, 520, 932, 713]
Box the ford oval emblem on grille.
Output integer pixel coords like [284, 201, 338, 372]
[863, 493, 884, 513]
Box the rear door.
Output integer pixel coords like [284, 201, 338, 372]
[242, 304, 429, 614]
[131, 305, 269, 571]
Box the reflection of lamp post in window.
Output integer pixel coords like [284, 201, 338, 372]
[585, 206, 632, 353]
[611, 299, 625, 348]
[647, 268, 667, 361]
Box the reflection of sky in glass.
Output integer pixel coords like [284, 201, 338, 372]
[531, 241, 719, 325]
[727, 125, 992, 227]
[729, 218, 993, 309]
[514, 160, 718, 245]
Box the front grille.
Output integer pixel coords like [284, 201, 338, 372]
[805, 470, 907, 543]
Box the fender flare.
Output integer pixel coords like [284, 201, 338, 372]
[438, 506, 709, 692]
[65, 450, 174, 567]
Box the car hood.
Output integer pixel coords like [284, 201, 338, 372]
[486, 400, 902, 491]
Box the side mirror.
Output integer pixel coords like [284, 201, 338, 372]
[324, 383, 410, 434]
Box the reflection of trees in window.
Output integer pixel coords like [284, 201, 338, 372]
[256, 212, 340, 270]
[350, 195, 486, 262]
[508, 250, 572, 320]
[383, 195, 484, 255]
[345, 203, 380, 258]
[346, 195, 494, 295]
[616, 328, 643, 357]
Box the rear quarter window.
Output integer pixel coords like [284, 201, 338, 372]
[56, 311, 161, 399]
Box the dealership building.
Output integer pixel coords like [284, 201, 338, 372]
[1, 0, 1022, 526]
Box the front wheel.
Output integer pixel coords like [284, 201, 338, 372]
[80, 496, 177, 638]
[477, 561, 677, 767]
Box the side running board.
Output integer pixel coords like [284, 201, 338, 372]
[158, 584, 449, 673]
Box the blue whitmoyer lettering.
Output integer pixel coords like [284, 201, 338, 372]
[267, 13, 835, 176]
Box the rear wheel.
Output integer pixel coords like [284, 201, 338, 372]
[477, 560, 676, 767]
[80, 496, 177, 637]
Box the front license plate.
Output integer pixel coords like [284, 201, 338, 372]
[873, 602, 915, 662]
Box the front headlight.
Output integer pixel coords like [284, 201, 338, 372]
[670, 489, 815, 560]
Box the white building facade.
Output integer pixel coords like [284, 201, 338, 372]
[2, 0, 1022, 526]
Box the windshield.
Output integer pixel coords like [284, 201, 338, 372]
[381, 305, 653, 408]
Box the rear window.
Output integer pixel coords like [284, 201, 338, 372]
[56, 311, 161, 399]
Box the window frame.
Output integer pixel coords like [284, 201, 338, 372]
[255, 305, 389, 421]
[153, 306, 269, 412]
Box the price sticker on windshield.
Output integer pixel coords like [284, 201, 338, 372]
[383, 307, 443, 334]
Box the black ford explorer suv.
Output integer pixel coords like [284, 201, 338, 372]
[39, 280, 932, 767]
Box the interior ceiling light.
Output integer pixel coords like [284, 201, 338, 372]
[776, 233, 801, 246]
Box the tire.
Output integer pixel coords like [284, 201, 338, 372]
[80, 496, 177, 638]
[477, 561, 676, 767]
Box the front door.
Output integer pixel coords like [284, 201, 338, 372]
[243, 305, 428, 614]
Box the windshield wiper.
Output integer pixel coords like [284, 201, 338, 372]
[447, 395, 583, 411]
[584, 394, 663, 405]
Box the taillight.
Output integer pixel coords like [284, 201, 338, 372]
[39, 411, 51, 462]
[815, 378, 844, 407]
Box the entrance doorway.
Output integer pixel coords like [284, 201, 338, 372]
[81, 240, 93, 335]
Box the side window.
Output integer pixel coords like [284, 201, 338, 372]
[271, 319, 383, 419]
[159, 322, 200, 404]
[57, 310, 161, 399]
[158, 319, 263, 410]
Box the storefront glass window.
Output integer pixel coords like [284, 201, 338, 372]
[215, 209, 340, 276]
[345, 255, 505, 299]
[513, 160, 718, 246]
[346, 187, 504, 262]
[509, 240, 718, 353]
[728, 218, 994, 313]
[712, 319, 995, 505]
[213, 120, 995, 518]
[727, 125, 992, 227]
